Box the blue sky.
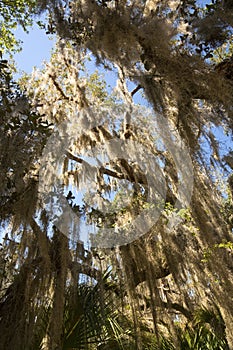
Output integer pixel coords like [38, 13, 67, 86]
[13, 24, 55, 74]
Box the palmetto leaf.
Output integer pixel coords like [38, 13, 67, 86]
[63, 271, 125, 350]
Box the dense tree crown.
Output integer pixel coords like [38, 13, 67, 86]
[0, 0, 233, 349]
[0, 0, 40, 53]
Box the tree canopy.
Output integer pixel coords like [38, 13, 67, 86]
[0, 0, 41, 53]
[0, 0, 233, 349]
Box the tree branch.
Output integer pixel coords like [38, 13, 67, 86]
[66, 151, 145, 183]
[48, 74, 70, 101]
[131, 84, 142, 97]
[70, 261, 102, 281]
[161, 301, 192, 320]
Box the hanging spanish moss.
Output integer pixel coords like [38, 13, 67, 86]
[0, 0, 233, 349]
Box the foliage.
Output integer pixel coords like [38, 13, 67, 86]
[144, 306, 228, 350]
[0, 0, 40, 53]
[0, 59, 51, 225]
[28, 271, 128, 350]
[1, 0, 233, 350]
